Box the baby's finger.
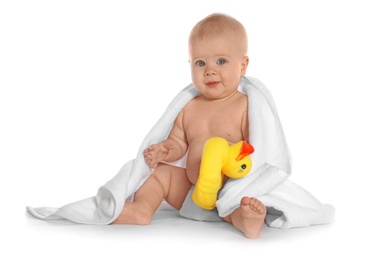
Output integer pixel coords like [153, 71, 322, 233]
[149, 160, 157, 169]
[143, 148, 149, 156]
[148, 144, 158, 151]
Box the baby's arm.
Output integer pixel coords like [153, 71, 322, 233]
[144, 110, 187, 168]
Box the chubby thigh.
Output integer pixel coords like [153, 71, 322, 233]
[152, 163, 192, 210]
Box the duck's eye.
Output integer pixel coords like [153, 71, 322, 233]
[240, 164, 246, 170]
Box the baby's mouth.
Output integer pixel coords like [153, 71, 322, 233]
[206, 81, 219, 87]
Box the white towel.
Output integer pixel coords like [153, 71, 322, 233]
[26, 76, 335, 228]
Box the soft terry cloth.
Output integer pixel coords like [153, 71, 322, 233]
[26, 76, 335, 229]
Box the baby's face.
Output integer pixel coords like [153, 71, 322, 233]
[189, 33, 248, 100]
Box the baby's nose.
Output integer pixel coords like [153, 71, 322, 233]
[205, 67, 217, 76]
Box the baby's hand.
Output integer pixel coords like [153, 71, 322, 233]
[144, 143, 171, 168]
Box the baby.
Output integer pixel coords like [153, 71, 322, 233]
[113, 13, 266, 239]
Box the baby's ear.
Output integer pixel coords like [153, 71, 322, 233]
[241, 56, 249, 75]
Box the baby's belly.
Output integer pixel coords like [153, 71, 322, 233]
[185, 142, 204, 184]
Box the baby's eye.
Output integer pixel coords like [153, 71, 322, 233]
[240, 164, 246, 170]
[216, 59, 227, 65]
[195, 60, 206, 67]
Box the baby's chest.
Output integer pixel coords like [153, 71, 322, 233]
[186, 113, 242, 138]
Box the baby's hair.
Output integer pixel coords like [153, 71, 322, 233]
[189, 13, 248, 55]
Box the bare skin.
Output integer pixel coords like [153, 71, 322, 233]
[223, 197, 266, 239]
[113, 13, 267, 239]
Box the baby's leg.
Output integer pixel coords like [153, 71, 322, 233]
[223, 197, 266, 239]
[113, 163, 191, 225]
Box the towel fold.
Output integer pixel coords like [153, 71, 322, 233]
[27, 76, 335, 228]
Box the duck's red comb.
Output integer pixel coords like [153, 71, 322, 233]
[236, 141, 254, 161]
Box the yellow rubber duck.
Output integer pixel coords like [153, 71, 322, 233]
[192, 137, 254, 210]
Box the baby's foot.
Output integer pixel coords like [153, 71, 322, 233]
[112, 202, 152, 225]
[239, 197, 266, 238]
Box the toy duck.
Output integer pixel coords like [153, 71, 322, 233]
[192, 137, 254, 210]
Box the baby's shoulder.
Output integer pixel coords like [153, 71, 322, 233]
[232, 91, 248, 105]
[183, 95, 202, 107]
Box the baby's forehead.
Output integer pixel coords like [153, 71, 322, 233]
[190, 30, 241, 45]
[188, 38, 245, 61]
[189, 31, 245, 54]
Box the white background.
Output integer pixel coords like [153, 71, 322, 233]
[1, 0, 368, 259]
